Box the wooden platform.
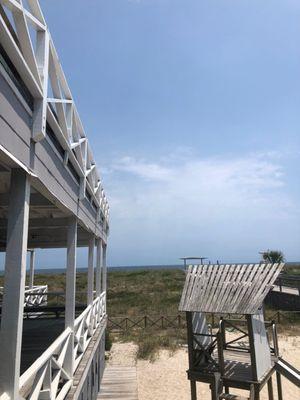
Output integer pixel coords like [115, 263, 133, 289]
[21, 318, 65, 374]
[98, 366, 138, 400]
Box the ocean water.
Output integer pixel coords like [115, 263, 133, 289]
[0, 264, 184, 276]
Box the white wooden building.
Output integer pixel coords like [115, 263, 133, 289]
[0, 1, 109, 399]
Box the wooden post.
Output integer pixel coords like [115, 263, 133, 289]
[95, 238, 102, 298]
[267, 377, 274, 400]
[0, 169, 30, 400]
[190, 381, 197, 400]
[65, 216, 77, 376]
[87, 235, 95, 305]
[186, 312, 197, 400]
[102, 242, 107, 293]
[276, 372, 283, 400]
[28, 249, 35, 289]
[102, 242, 107, 315]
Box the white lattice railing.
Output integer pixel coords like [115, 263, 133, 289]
[19, 292, 106, 400]
[0, 285, 48, 307]
[0, 0, 109, 224]
[73, 291, 106, 371]
[24, 285, 48, 307]
[19, 327, 73, 400]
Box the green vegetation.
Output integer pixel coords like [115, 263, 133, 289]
[107, 268, 185, 316]
[262, 250, 285, 263]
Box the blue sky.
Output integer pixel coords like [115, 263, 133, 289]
[26, 0, 300, 267]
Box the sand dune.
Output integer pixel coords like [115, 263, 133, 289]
[107, 334, 300, 400]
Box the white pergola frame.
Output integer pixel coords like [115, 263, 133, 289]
[0, 2, 109, 400]
[0, 0, 109, 223]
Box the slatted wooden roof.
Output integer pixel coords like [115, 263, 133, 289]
[179, 263, 284, 314]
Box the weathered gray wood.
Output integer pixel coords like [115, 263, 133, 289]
[267, 378, 274, 400]
[179, 263, 285, 314]
[0, 169, 30, 400]
[98, 366, 138, 400]
[276, 372, 283, 400]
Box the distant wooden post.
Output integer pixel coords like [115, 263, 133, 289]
[65, 216, 77, 376]
[0, 169, 30, 400]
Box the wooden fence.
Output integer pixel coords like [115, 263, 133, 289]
[107, 311, 300, 333]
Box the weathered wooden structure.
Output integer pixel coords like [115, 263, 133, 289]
[179, 263, 300, 400]
[0, 1, 109, 400]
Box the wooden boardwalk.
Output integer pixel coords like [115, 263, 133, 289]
[98, 366, 138, 400]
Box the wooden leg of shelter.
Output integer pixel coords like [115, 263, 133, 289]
[254, 385, 260, 400]
[190, 380, 197, 400]
[276, 372, 283, 400]
[267, 377, 274, 400]
[211, 373, 221, 400]
[224, 386, 229, 394]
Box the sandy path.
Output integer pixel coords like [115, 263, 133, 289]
[136, 335, 300, 400]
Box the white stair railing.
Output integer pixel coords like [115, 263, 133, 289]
[19, 292, 106, 400]
[19, 328, 73, 400]
[73, 292, 106, 372]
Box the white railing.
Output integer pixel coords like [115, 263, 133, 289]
[24, 285, 48, 307]
[0, 0, 109, 223]
[0, 285, 48, 307]
[73, 291, 106, 371]
[19, 328, 73, 400]
[19, 292, 106, 400]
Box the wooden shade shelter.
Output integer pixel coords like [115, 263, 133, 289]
[179, 263, 300, 400]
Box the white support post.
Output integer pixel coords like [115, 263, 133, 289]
[95, 238, 102, 298]
[87, 235, 95, 305]
[28, 249, 35, 289]
[102, 242, 107, 294]
[65, 216, 77, 377]
[102, 242, 107, 314]
[0, 169, 30, 400]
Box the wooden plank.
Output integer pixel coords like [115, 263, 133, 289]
[221, 264, 243, 314]
[214, 264, 235, 314]
[179, 263, 285, 314]
[98, 366, 138, 400]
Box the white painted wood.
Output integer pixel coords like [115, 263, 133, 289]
[96, 238, 102, 298]
[102, 243, 107, 294]
[87, 236, 95, 306]
[0, 0, 110, 225]
[0, 169, 30, 400]
[32, 29, 49, 141]
[65, 216, 77, 377]
[29, 249, 35, 289]
[250, 307, 272, 380]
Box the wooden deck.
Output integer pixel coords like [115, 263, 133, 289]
[98, 366, 138, 400]
[21, 318, 65, 374]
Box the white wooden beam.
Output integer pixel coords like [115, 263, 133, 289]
[95, 238, 102, 298]
[65, 216, 77, 377]
[102, 242, 107, 294]
[28, 249, 35, 289]
[87, 236, 95, 306]
[32, 29, 49, 142]
[0, 169, 30, 400]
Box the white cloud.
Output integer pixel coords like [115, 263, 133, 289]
[103, 150, 300, 265]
